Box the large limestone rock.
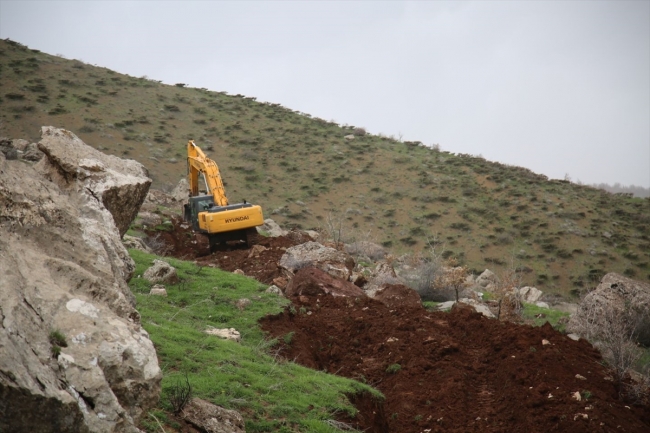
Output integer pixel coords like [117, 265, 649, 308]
[122, 234, 152, 253]
[257, 218, 287, 237]
[182, 398, 246, 433]
[279, 241, 355, 280]
[440, 299, 495, 318]
[285, 267, 366, 298]
[170, 178, 189, 203]
[38, 126, 151, 237]
[0, 129, 160, 433]
[516, 286, 543, 304]
[567, 273, 650, 345]
[475, 269, 497, 290]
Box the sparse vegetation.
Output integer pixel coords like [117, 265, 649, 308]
[49, 329, 67, 358]
[2, 37, 649, 299]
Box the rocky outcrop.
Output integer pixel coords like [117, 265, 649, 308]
[257, 218, 287, 237]
[437, 299, 496, 318]
[182, 398, 246, 433]
[280, 241, 355, 280]
[38, 126, 151, 238]
[363, 262, 403, 297]
[567, 273, 650, 345]
[475, 269, 497, 291]
[171, 178, 189, 203]
[0, 137, 43, 161]
[0, 129, 160, 433]
[516, 286, 543, 304]
[122, 234, 152, 253]
[285, 267, 367, 298]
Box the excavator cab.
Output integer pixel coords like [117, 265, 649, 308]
[184, 196, 215, 231]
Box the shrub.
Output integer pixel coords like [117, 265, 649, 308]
[386, 363, 401, 374]
[352, 127, 366, 136]
[167, 374, 193, 415]
[49, 329, 67, 358]
[570, 301, 647, 392]
[5, 92, 25, 100]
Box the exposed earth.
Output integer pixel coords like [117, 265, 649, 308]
[145, 217, 310, 284]
[151, 220, 650, 433]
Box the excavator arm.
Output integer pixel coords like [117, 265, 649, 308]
[187, 140, 228, 206]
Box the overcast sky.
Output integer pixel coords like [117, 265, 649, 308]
[1, 1, 649, 187]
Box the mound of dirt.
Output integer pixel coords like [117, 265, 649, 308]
[286, 267, 366, 298]
[145, 217, 305, 284]
[261, 295, 649, 433]
[374, 284, 423, 310]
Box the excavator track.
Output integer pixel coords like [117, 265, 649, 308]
[245, 228, 261, 247]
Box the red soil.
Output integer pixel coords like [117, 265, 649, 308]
[261, 295, 650, 433]
[146, 217, 306, 283]
[151, 220, 649, 432]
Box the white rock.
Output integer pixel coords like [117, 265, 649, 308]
[265, 285, 283, 296]
[149, 286, 167, 296]
[205, 328, 241, 343]
[517, 286, 543, 303]
[143, 259, 178, 284]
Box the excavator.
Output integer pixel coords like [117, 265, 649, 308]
[183, 140, 264, 252]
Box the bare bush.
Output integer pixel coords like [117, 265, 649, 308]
[345, 240, 386, 262]
[168, 373, 193, 415]
[492, 259, 524, 320]
[624, 365, 650, 405]
[322, 212, 346, 249]
[571, 301, 644, 392]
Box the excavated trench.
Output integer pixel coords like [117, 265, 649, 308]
[152, 221, 650, 433]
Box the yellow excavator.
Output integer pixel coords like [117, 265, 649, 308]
[183, 140, 264, 251]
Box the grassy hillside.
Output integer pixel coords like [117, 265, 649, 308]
[1, 38, 649, 298]
[128, 249, 381, 432]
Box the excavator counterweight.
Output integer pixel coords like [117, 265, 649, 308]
[183, 140, 263, 251]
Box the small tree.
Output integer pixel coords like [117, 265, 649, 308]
[323, 211, 346, 250]
[440, 263, 468, 302]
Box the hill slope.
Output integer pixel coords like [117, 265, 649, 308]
[1, 38, 648, 298]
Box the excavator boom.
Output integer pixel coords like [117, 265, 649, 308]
[187, 140, 228, 206]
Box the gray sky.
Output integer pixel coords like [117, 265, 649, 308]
[1, 1, 649, 187]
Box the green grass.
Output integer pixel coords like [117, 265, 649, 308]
[521, 303, 571, 331]
[422, 301, 440, 311]
[128, 249, 382, 432]
[635, 347, 650, 373]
